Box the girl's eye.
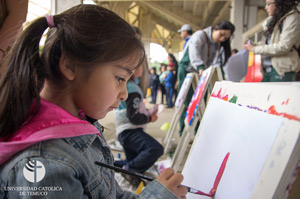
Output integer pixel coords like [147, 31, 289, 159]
[116, 76, 125, 83]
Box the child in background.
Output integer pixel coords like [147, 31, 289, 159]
[164, 64, 175, 108]
[167, 53, 178, 102]
[0, 4, 187, 199]
[114, 65, 164, 186]
[149, 67, 160, 104]
[159, 64, 168, 104]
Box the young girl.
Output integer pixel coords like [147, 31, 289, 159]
[164, 64, 175, 108]
[0, 4, 187, 199]
[159, 64, 168, 104]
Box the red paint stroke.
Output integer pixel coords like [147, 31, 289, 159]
[209, 152, 230, 196]
[186, 74, 208, 125]
[211, 88, 228, 101]
[187, 152, 230, 197]
[281, 98, 290, 105]
[211, 88, 222, 98]
[268, 105, 300, 122]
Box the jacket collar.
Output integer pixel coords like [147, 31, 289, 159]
[0, 98, 100, 165]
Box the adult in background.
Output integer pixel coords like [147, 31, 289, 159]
[177, 20, 235, 135]
[177, 24, 193, 51]
[244, 0, 300, 82]
[0, 0, 28, 63]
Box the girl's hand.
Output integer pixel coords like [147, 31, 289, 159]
[243, 43, 254, 51]
[157, 168, 188, 199]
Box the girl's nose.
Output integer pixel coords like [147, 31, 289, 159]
[119, 85, 128, 101]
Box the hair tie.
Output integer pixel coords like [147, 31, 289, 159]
[45, 14, 55, 28]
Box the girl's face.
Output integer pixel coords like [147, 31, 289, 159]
[133, 65, 143, 79]
[64, 54, 139, 119]
[265, 0, 276, 16]
[212, 29, 232, 43]
[74, 56, 138, 119]
[150, 68, 155, 74]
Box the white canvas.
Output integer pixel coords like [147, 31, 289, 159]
[182, 97, 282, 199]
[175, 74, 192, 109]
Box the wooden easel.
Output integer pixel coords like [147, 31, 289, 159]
[182, 81, 300, 199]
[163, 73, 198, 153]
[171, 66, 220, 172]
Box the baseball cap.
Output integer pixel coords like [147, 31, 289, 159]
[177, 24, 192, 33]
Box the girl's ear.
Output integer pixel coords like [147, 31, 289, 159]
[59, 54, 75, 81]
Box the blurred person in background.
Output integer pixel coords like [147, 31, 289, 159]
[149, 67, 160, 104]
[244, 0, 300, 82]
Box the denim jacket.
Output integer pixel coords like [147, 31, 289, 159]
[0, 100, 177, 199]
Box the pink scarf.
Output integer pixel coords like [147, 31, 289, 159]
[0, 99, 100, 165]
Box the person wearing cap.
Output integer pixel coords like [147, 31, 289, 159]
[178, 24, 193, 50]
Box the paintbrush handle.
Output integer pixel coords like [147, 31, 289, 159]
[94, 161, 208, 196]
[94, 161, 154, 181]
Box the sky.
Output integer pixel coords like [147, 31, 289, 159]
[149, 43, 168, 63]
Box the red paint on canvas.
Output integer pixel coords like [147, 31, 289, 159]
[268, 105, 300, 122]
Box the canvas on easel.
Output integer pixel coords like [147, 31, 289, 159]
[163, 72, 198, 153]
[171, 66, 220, 172]
[181, 81, 300, 199]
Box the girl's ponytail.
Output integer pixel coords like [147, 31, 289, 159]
[0, 17, 49, 139]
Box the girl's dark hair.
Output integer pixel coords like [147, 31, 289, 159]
[160, 64, 167, 71]
[265, 0, 299, 36]
[151, 67, 156, 73]
[213, 20, 236, 63]
[0, 4, 145, 139]
[132, 25, 142, 38]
